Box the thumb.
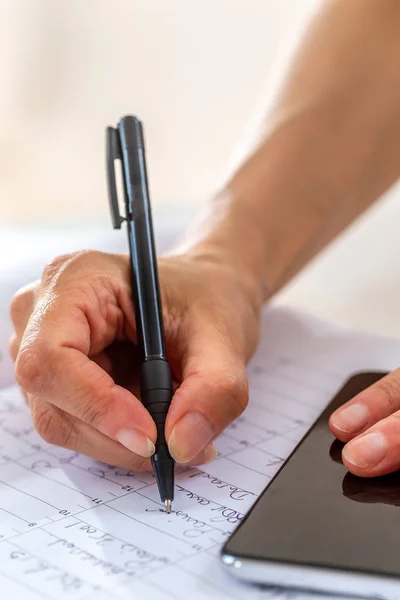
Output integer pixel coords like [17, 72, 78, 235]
[165, 327, 248, 463]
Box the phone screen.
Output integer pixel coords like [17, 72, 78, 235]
[222, 372, 400, 594]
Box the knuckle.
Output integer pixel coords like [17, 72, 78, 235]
[10, 293, 24, 325]
[32, 401, 75, 448]
[42, 250, 106, 289]
[377, 375, 400, 408]
[42, 253, 74, 282]
[15, 345, 48, 393]
[77, 394, 115, 429]
[10, 288, 33, 326]
[70, 249, 104, 267]
[8, 334, 19, 362]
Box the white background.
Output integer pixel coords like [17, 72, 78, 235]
[0, 0, 318, 225]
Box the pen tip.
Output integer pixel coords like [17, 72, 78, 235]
[164, 499, 172, 514]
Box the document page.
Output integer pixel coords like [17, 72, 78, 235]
[1, 305, 400, 600]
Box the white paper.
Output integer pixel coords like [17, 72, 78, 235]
[1, 305, 400, 600]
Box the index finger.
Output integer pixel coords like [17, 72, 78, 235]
[16, 284, 157, 460]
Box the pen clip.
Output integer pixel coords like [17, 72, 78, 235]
[106, 126, 124, 229]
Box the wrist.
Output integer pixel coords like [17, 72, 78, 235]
[169, 194, 267, 314]
[191, 244, 265, 317]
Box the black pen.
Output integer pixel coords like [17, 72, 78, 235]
[106, 115, 174, 512]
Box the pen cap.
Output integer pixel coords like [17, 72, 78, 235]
[118, 115, 144, 150]
[117, 116, 147, 217]
[105, 116, 146, 228]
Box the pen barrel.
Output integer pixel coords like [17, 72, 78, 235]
[140, 359, 173, 449]
[119, 115, 166, 360]
[112, 115, 174, 502]
[124, 119, 145, 207]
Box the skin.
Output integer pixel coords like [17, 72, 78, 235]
[9, 252, 260, 470]
[9, 0, 400, 476]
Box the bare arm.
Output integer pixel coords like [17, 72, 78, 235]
[178, 0, 400, 303]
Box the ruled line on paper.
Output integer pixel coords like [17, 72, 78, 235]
[2, 306, 400, 599]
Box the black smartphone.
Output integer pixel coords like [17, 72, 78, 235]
[221, 372, 400, 598]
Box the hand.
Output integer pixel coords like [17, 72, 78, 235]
[330, 372, 400, 477]
[9, 250, 261, 471]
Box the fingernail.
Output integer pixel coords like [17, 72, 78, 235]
[116, 430, 155, 458]
[330, 404, 368, 433]
[343, 432, 387, 468]
[168, 410, 215, 463]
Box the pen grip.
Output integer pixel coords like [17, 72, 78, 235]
[140, 359, 173, 452]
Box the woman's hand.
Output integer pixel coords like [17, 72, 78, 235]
[330, 372, 400, 477]
[9, 250, 262, 471]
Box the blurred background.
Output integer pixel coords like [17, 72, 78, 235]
[0, 0, 318, 227]
[1, 0, 400, 355]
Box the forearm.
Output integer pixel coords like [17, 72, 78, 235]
[175, 0, 400, 304]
